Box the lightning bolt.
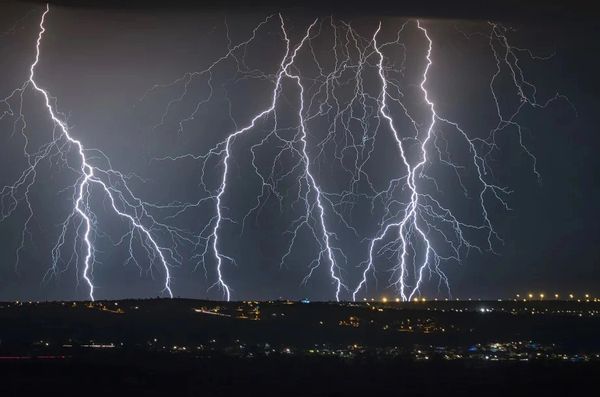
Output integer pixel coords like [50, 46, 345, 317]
[282, 20, 346, 300]
[352, 21, 438, 301]
[0, 5, 194, 300]
[155, 17, 346, 301]
[352, 20, 572, 301]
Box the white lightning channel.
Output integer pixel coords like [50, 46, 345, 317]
[352, 19, 571, 301]
[1, 5, 184, 300]
[207, 17, 329, 300]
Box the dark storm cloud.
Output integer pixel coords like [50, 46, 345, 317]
[0, 1, 598, 301]
[26, 0, 599, 23]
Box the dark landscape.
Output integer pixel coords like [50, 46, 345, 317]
[1, 299, 599, 396]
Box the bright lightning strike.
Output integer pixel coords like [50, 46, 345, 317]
[154, 17, 345, 301]
[353, 20, 572, 301]
[0, 5, 193, 300]
[353, 21, 444, 301]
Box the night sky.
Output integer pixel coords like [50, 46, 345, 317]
[0, 1, 598, 301]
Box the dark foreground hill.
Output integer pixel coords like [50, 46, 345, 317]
[1, 299, 599, 396]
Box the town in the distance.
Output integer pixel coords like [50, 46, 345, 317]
[1, 296, 599, 362]
[1, 296, 599, 395]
